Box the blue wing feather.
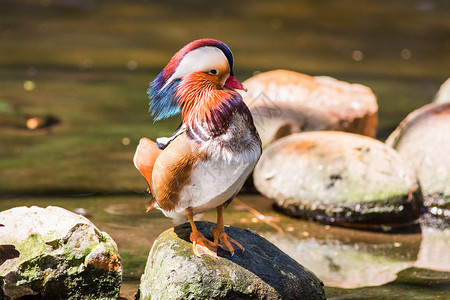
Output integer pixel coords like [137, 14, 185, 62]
[147, 74, 182, 121]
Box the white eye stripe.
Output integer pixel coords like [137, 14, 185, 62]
[162, 47, 229, 90]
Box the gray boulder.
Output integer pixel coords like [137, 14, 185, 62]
[386, 102, 450, 220]
[242, 70, 378, 147]
[138, 221, 325, 300]
[0, 206, 122, 299]
[433, 78, 450, 104]
[254, 131, 423, 229]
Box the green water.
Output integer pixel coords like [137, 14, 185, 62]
[1, 0, 449, 299]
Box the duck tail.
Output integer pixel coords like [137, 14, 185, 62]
[134, 138, 162, 210]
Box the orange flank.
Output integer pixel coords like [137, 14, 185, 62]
[133, 138, 162, 198]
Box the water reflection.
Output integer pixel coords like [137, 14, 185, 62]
[414, 227, 450, 272]
[203, 195, 424, 288]
[263, 233, 419, 288]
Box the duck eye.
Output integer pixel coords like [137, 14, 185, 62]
[208, 69, 218, 75]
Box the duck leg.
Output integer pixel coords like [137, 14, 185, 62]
[212, 204, 245, 255]
[185, 208, 217, 259]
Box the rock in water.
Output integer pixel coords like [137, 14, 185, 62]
[242, 70, 378, 146]
[254, 131, 423, 229]
[138, 221, 325, 300]
[433, 78, 450, 104]
[0, 206, 122, 299]
[386, 102, 450, 220]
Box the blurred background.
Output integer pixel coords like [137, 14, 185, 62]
[1, 0, 449, 298]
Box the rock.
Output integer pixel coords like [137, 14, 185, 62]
[0, 206, 122, 299]
[138, 221, 325, 300]
[386, 102, 450, 220]
[395, 267, 450, 286]
[0, 224, 20, 267]
[420, 212, 450, 230]
[0, 245, 19, 266]
[253, 131, 423, 229]
[242, 70, 378, 146]
[433, 78, 450, 104]
[25, 115, 60, 130]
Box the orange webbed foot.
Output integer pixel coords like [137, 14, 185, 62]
[211, 225, 245, 256]
[190, 230, 218, 259]
[212, 204, 245, 256]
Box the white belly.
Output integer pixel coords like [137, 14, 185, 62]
[162, 112, 261, 223]
[162, 158, 257, 223]
[187, 158, 257, 212]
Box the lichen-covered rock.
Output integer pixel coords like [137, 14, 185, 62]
[242, 70, 378, 146]
[254, 131, 423, 229]
[138, 221, 325, 300]
[386, 103, 450, 220]
[0, 245, 19, 266]
[0, 206, 122, 299]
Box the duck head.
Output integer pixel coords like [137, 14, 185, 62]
[148, 39, 246, 125]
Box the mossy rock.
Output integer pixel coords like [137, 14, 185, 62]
[254, 131, 423, 230]
[386, 102, 450, 222]
[138, 221, 325, 300]
[395, 267, 450, 286]
[0, 206, 122, 299]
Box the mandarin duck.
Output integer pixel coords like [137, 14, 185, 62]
[133, 39, 261, 258]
